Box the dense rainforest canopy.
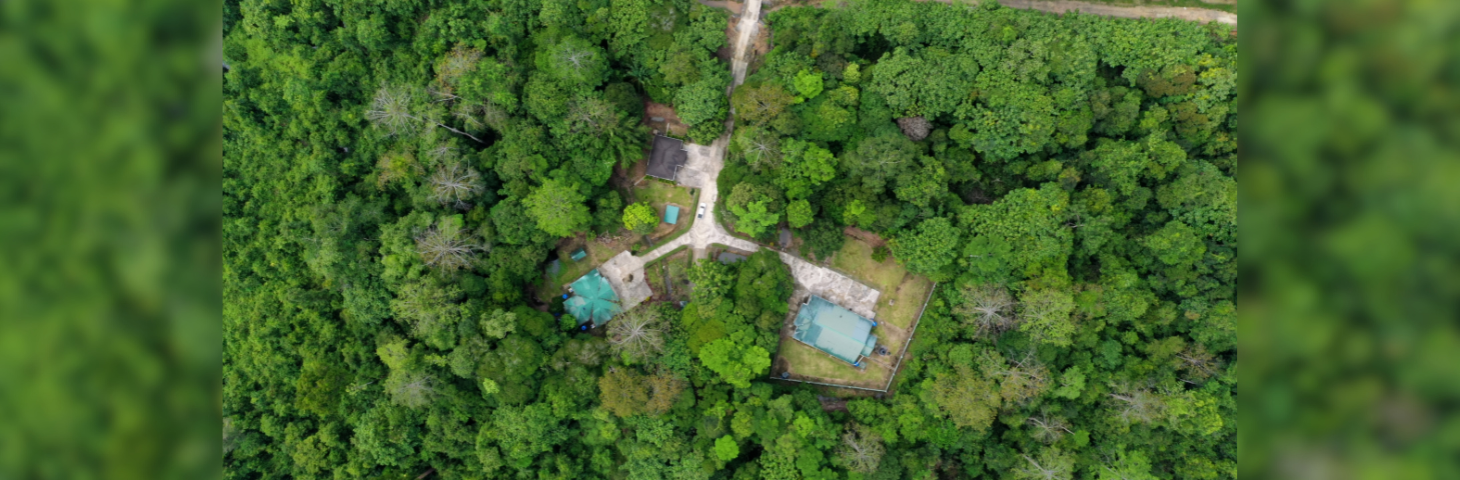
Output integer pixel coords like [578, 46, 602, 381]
[223, 0, 1236, 477]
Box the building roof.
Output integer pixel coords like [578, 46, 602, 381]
[570, 248, 587, 261]
[664, 205, 680, 224]
[792, 295, 878, 365]
[565, 269, 620, 325]
[646, 135, 688, 181]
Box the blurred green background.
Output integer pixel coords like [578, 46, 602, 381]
[1242, 0, 1460, 478]
[0, 0, 220, 479]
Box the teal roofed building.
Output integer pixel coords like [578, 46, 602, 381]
[664, 205, 680, 225]
[791, 295, 879, 366]
[565, 269, 621, 326]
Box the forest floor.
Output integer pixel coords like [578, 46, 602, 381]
[643, 101, 689, 137]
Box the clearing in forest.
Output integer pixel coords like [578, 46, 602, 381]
[772, 236, 935, 391]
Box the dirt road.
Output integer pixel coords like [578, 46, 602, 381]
[701, 0, 1236, 27]
[991, 0, 1236, 25]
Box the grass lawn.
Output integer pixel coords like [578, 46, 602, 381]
[632, 178, 698, 245]
[874, 275, 933, 329]
[632, 177, 694, 210]
[778, 339, 892, 387]
[830, 238, 906, 293]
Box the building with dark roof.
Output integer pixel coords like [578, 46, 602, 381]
[645, 135, 688, 181]
[791, 295, 879, 367]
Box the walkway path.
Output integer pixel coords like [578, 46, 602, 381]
[598, 0, 879, 315]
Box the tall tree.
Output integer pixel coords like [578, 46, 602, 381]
[524, 178, 591, 237]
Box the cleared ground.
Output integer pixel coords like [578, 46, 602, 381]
[631, 178, 697, 242]
[540, 234, 636, 303]
[644, 247, 694, 304]
[772, 237, 935, 390]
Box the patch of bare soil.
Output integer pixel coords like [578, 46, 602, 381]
[751, 16, 772, 57]
[717, 19, 737, 63]
[697, 0, 744, 14]
[914, 0, 1236, 25]
[643, 101, 689, 137]
[843, 226, 886, 247]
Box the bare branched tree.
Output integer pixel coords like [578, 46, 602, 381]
[429, 162, 485, 209]
[1026, 412, 1072, 444]
[1017, 450, 1074, 480]
[561, 46, 592, 73]
[953, 283, 1018, 337]
[1176, 343, 1220, 382]
[566, 98, 618, 136]
[367, 83, 485, 143]
[608, 306, 666, 363]
[415, 220, 485, 271]
[651, 7, 676, 31]
[367, 84, 421, 136]
[996, 351, 1052, 405]
[897, 116, 932, 141]
[481, 102, 510, 131]
[835, 424, 886, 474]
[385, 369, 436, 408]
[1108, 383, 1166, 425]
[435, 46, 482, 88]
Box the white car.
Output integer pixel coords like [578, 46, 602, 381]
[697, 203, 707, 218]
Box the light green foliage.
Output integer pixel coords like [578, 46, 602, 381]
[1018, 286, 1077, 347]
[842, 63, 862, 85]
[787, 200, 813, 229]
[1099, 449, 1158, 480]
[730, 199, 780, 238]
[1145, 221, 1207, 267]
[525, 178, 591, 237]
[699, 337, 771, 389]
[727, 183, 784, 238]
[623, 201, 658, 233]
[793, 69, 824, 99]
[714, 435, 740, 461]
[1052, 367, 1086, 399]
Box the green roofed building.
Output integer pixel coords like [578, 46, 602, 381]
[664, 205, 680, 225]
[570, 248, 587, 261]
[791, 295, 879, 366]
[565, 269, 621, 325]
